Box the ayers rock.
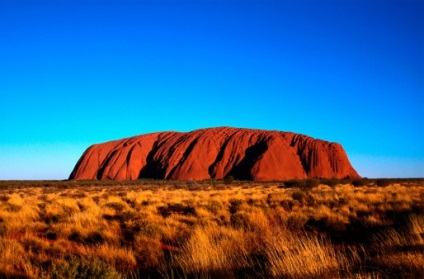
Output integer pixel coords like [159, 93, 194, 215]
[69, 127, 360, 181]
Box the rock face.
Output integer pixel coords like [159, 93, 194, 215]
[69, 127, 360, 181]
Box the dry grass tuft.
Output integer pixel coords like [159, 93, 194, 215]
[265, 232, 347, 278]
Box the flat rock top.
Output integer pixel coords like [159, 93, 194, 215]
[69, 127, 360, 181]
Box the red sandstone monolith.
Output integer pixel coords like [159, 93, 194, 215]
[69, 127, 360, 181]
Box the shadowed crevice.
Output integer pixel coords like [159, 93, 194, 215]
[208, 134, 235, 178]
[96, 150, 119, 179]
[167, 137, 199, 179]
[138, 140, 168, 179]
[227, 141, 268, 180]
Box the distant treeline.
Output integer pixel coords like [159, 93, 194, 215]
[0, 177, 423, 190]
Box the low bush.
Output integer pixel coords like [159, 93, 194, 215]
[48, 256, 121, 279]
[85, 231, 105, 245]
[284, 179, 305, 188]
[224, 175, 235, 185]
[352, 178, 369, 187]
[305, 179, 320, 188]
[375, 179, 392, 187]
[283, 179, 320, 188]
[230, 212, 250, 228]
[157, 203, 196, 218]
[321, 178, 340, 187]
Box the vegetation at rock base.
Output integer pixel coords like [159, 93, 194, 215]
[0, 178, 423, 278]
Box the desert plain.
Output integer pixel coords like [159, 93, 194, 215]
[0, 178, 423, 278]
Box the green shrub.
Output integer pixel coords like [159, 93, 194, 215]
[224, 175, 234, 185]
[187, 181, 203, 191]
[133, 219, 162, 238]
[284, 179, 305, 188]
[284, 179, 320, 188]
[211, 179, 218, 188]
[321, 178, 340, 187]
[375, 179, 392, 187]
[305, 179, 320, 188]
[352, 178, 369, 187]
[171, 182, 188, 190]
[48, 256, 121, 279]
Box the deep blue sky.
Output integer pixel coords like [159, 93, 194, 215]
[1, 0, 423, 179]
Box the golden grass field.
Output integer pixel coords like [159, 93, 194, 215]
[0, 179, 423, 278]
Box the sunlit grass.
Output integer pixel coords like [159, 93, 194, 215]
[0, 179, 423, 278]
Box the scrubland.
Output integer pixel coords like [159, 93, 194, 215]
[0, 178, 423, 278]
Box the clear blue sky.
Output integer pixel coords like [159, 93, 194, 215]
[1, 0, 423, 179]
